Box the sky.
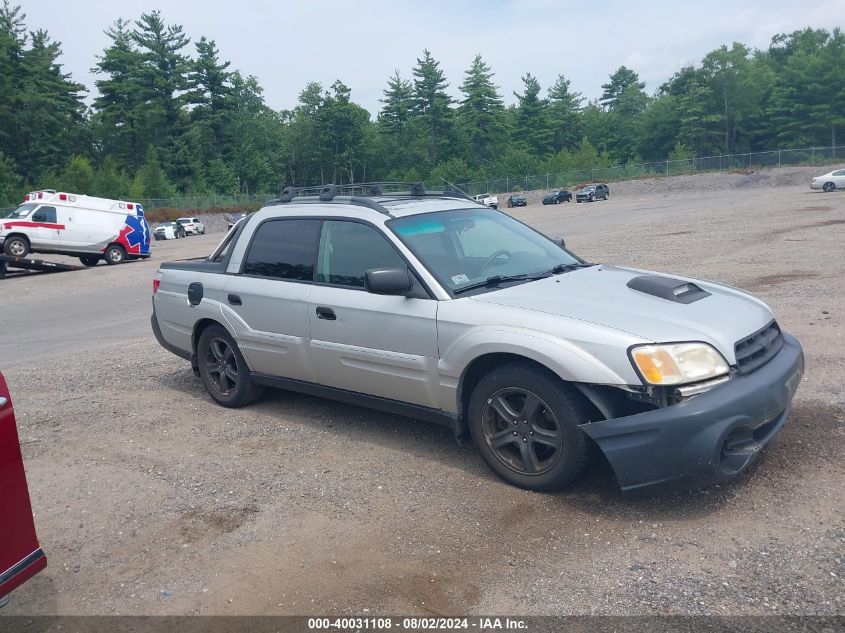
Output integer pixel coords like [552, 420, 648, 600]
[21, 0, 845, 116]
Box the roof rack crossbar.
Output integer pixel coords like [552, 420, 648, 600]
[265, 182, 474, 207]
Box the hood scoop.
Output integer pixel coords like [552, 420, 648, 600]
[626, 275, 711, 304]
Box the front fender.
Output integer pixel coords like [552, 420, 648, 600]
[439, 324, 628, 385]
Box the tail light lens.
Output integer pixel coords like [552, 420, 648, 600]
[153, 279, 160, 294]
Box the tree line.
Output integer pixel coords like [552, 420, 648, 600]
[0, 1, 843, 206]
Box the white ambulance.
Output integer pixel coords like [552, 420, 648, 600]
[0, 190, 151, 265]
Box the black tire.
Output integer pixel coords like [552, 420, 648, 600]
[3, 235, 29, 258]
[468, 363, 592, 491]
[823, 182, 835, 193]
[197, 324, 264, 407]
[103, 244, 126, 265]
[79, 256, 100, 267]
[576, 199, 581, 204]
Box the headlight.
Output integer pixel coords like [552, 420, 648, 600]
[630, 342, 729, 385]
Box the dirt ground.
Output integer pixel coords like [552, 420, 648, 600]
[1, 167, 843, 616]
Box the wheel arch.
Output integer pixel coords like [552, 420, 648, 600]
[191, 317, 237, 374]
[3, 232, 31, 250]
[455, 351, 610, 441]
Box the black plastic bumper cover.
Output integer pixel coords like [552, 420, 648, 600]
[582, 333, 804, 491]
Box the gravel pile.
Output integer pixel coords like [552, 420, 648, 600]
[510, 165, 839, 206]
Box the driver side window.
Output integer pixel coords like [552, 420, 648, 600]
[316, 221, 405, 289]
[32, 206, 57, 223]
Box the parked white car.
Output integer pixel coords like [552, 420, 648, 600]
[472, 193, 498, 209]
[154, 222, 187, 240]
[176, 217, 205, 235]
[810, 168, 845, 192]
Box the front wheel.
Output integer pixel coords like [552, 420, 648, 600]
[197, 324, 264, 407]
[468, 364, 592, 491]
[3, 236, 29, 258]
[79, 256, 99, 267]
[103, 244, 126, 265]
[823, 182, 836, 192]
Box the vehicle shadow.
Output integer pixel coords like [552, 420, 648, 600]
[154, 369, 836, 522]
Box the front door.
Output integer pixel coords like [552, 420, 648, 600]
[308, 220, 440, 408]
[222, 218, 321, 382]
[27, 205, 62, 250]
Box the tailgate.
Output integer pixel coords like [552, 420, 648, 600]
[0, 373, 46, 599]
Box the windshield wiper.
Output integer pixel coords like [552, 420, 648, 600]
[453, 272, 551, 295]
[545, 262, 596, 275]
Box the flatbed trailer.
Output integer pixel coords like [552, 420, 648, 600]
[0, 255, 84, 279]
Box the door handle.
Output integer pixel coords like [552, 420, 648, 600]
[316, 306, 336, 321]
[227, 294, 242, 306]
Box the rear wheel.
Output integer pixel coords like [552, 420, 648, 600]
[823, 182, 836, 192]
[3, 235, 29, 258]
[79, 256, 99, 267]
[197, 324, 264, 407]
[104, 244, 126, 265]
[468, 364, 592, 490]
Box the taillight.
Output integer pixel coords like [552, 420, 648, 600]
[153, 279, 160, 294]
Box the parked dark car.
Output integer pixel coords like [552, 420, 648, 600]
[575, 184, 609, 203]
[542, 190, 572, 205]
[506, 194, 527, 208]
[0, 371, 47, 607]
[228, 212, 248, 230]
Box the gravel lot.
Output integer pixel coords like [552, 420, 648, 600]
[1, 167, 843, 617]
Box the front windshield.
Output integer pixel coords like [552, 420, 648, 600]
[8, 203, 38, 219]
[579, 187, 594, 193]
[389, 208, 581, 293]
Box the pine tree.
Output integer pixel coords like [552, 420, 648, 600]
[412, 49, 453, 166]
[187, 37, 233, 160]
[16, 29, 86, 181]
[131, 11, 191, 170]
[547, 74, 583, 152]
[513, 73, 552, 156]
[91, 19, 146, 170]
[600, 66, 645, 109]
[458, 54, 506, 164]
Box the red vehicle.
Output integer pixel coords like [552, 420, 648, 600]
[0, 371, 46, 606]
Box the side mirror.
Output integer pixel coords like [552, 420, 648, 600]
[553, 236, 566, 249]
[365, 267, 413, 296]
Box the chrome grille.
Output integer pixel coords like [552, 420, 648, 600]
[734, 320, 783, 374]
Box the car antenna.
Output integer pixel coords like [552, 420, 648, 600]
[441, 178, 470, 197]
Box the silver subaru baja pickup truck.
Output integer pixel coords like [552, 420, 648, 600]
[151, 183, 803, 492]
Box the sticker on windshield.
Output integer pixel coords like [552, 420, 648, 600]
[451, 274, 470, 285]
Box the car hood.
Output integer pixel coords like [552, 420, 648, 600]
[469, 264, 774, 363]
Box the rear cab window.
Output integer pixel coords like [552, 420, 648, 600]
[242, 219, 321, 281]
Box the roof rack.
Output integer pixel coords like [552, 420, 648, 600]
[270, 182, 473, 205]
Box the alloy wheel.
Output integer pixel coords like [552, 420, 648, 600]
[481, 387, 563, 475]
[204, 337, 239, 396]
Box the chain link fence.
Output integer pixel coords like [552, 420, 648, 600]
[452, 145, 844, 196]
[2, 145, 842, 214]
[136, 193, 276, 212]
